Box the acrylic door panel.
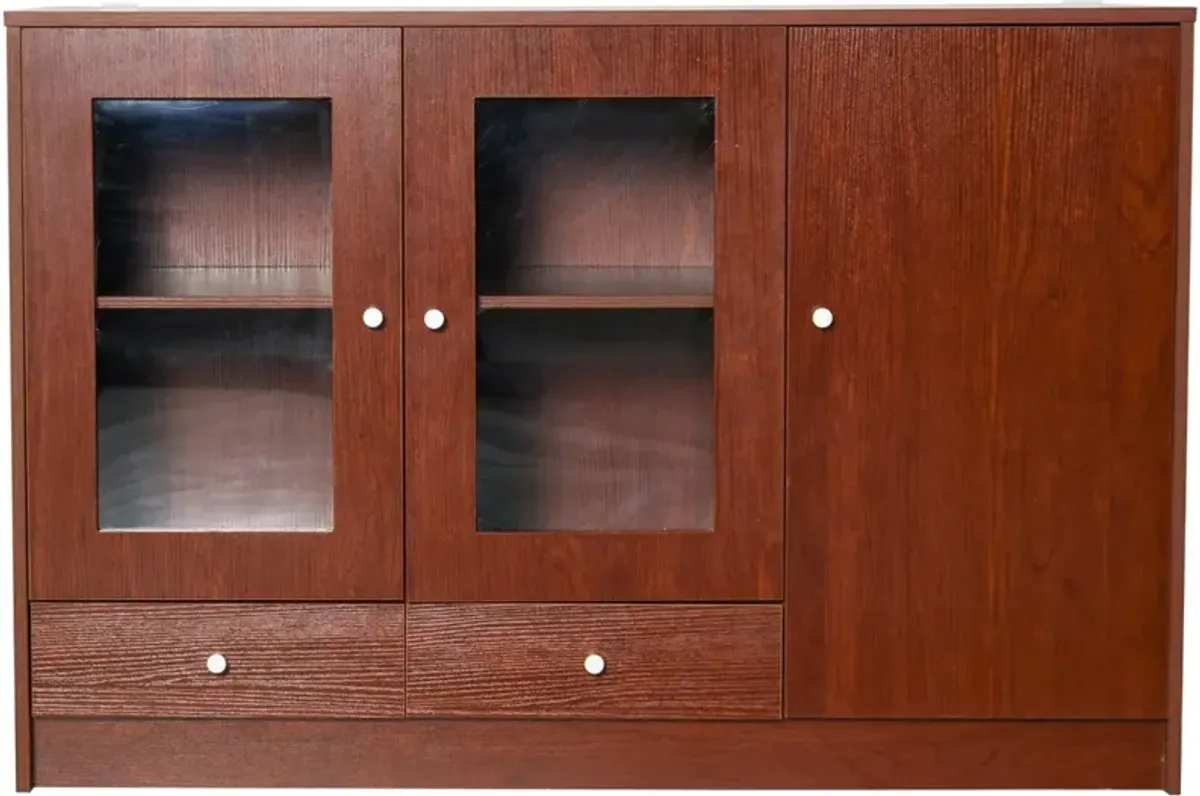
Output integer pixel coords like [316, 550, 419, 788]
[405, 28, 785, 601]
[786, 26, 1179, 717]
[22, 29, 403, 599]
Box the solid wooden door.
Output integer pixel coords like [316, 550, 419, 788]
[405, 28, 785, 601]
[22, 29, 404, 599]
[787, 26, 1180, 717]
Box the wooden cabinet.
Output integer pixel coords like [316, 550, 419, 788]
[6, 7, 1192, 793]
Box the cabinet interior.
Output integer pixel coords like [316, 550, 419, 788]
[476, 308, 714, 531]
[475, 97, 715, 304]
[93, 99, 332, 305]
[96, 309, 332, 531]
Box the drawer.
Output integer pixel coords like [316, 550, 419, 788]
[407, 603, 782, 719]
[31, 603, 405, 718]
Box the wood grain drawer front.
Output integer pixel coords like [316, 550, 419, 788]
[31, 603, 405, 718]
[407, 604, 782, 719]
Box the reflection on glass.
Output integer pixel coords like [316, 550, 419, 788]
[476, 309, 714, 531]
[97, 310, 332, 531]
[94, 99, 332, 299]
[476, 98, 715, 298]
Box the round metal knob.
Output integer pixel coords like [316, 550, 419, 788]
[424, 308, 446, 331]
[584, 653, 606, 676]
[206, 653, 228, 675]
[362, 306, 385, 329]
[812, 307, 834, 329]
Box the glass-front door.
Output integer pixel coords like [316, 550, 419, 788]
[405, 27, 786, 601]
[24, 29, 403, 599]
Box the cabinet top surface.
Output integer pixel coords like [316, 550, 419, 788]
[5, 5, 1195, 26]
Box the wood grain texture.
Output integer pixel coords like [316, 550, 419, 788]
[22, 29, 404, 599]
[5, 7, 1196, 26]
[787, 26, 1179, 718]
[407, 604, 780, 718]
[7, 25, 30, 794]
[1167, 21, 1192, 796]
[31, 603, 405, 718]
[405, 26, 785, 601]
[33, 718, 1165, 789]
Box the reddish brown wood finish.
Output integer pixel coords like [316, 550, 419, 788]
[21, 29, 404, 599]
[31, 603, 405, 718]
[7, 25, 31, 794]
[405, 26, 785, 601]
[33, 718, 1165, 789]
[4, 7, 1196, 27]
[1168, 22, 1193, 795]
[787, 26, 1179, 718]
[407, 604, 781, 719]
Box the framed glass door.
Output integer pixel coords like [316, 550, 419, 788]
[405, 27, 786, 601]
[23, 29, 403, 599]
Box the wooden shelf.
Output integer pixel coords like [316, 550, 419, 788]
[98, 296, 332, 310]
[479, 295, 713, 310]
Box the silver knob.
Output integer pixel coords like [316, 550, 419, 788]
[584, 653, 606, 676]
[424, 308, 446, 331]
[812, 307, 834, 329]
[206, 653, 228, 675]
[362, 306, 384, 329]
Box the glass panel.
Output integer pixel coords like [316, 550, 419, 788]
[477, 309, 714, 532]
[475, 98, 715, 299]
[94, 99, 331, 299]
[98, 310, 332, 531]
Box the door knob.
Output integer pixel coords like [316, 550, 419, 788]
[812, 307, 834, 329]
[362, 306, 385, 329]
[424, 308, 446, 331]
[584, 653, 606, 676]
[206, 653, 228, 675]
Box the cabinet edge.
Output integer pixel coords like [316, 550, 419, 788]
[7, 25, 31, 795]
[1167, 20, 1193, 796]
[3, 8, 1197, 27]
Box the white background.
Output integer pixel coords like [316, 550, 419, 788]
[0, 0, 1195, 794]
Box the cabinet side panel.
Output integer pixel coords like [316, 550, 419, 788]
[787, 25, 1178, 718]
[7, 25, 30, 794]
[1167, 21, 1192, 796]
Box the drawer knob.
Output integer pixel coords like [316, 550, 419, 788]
[206, 653, 228, 675]
[424, 308, 446, 331]
[583, 653, 606, 676]
[812, 307, 834, 329]
[362, 306, 385, 329]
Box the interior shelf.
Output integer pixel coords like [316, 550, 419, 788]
[479, 294, 712, 310]
[477, 264, 713, 299]
[99, 296, 333, 310]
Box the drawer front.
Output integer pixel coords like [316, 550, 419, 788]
[31, 603, 405, 718]
[407, 604, 782, 719]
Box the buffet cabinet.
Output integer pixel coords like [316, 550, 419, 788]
[6, 7, 1193, 792]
